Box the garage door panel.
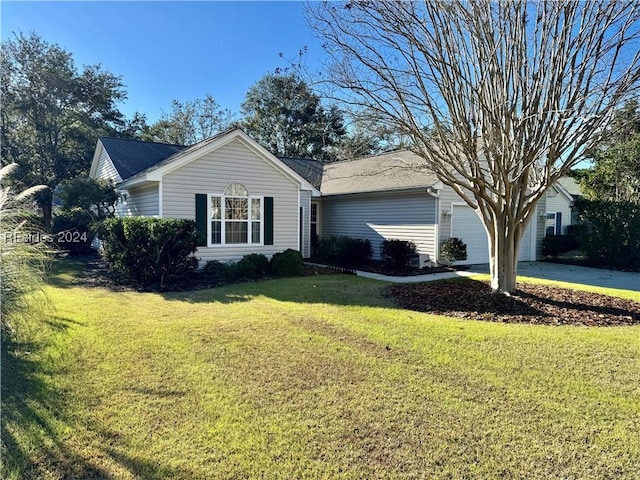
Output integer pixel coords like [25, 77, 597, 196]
[451, 205, 532, 264]
[451, 205, 489, 264]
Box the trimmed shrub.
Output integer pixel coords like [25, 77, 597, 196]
[203, 260, 238, 283]
[339, 237, 372, 267]
[99, 217, 198, 286]
[380, 239, 417, 269]
[541, 235, 579, 259]
[52, 207, 94, 255]
[572, 198, 640, 271]
[315, 235, 373, 267]
[441, 237, 468, 264]
[271, 248, 304, 277]
[236, 253, 270, 279]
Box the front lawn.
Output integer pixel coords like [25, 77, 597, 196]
[2, 259, 639, 479]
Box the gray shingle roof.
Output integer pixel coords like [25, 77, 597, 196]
[278, 157, 324, 190]
[320, 150, 440, 195]
[100, 133, 439, 195]
[100, 137, 186, 181]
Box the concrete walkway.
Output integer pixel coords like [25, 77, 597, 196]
[355, 262, 639, 291]
[355, 268, 478, 283]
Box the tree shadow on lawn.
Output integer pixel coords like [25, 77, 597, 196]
[160, 273, 393, 309]
[1, 316, 193, 480]
[1, 317, 111, 479]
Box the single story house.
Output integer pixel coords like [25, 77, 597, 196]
[90, 128, 578, 266]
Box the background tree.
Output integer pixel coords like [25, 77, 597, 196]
[58, 176, 120, 220]
[1, 32, 126, 228]
[146, 94, 235, 145]
[307, 0, 640, 293]
[329, 111, 410, 161]
[575, 101, 640, 203]
[241, 73, 346, 160]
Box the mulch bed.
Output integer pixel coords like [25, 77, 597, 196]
[385, 280, 640, 327]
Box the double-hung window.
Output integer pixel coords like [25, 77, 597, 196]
[209, 183, 262, 246]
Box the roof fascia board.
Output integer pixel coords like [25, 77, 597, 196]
[321, 185, 440, 198]
[89, 139, 123, 182]
[89, 140, 104, 178]
[553, 182, 574, 203]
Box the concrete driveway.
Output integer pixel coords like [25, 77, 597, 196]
[468, 262, 639, 292]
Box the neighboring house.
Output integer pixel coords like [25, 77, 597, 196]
[90, 128, 576, 266]
[543, 176, 582, 236]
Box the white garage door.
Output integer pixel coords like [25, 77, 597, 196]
[450, 205, 533, 264]
[451, 205, 490, 264]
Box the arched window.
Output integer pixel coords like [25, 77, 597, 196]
[209, 183, 262, 245]
[223, 183, 248, 197]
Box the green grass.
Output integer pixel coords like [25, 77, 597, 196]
[2, 259, 639, 479]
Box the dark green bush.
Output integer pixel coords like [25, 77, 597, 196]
[541, 235, 579, 259]
[99, 217, 198, 286]
[572, 198, 640, 271]
[52, 208, 94, 255]
[203, 260, 238, 283]
[271, 248, 304, 277]
[315, 235, 372, 267]
[236, 253, 270, 279]
[440, 237, 467, 263]
[380, 239, 417, 269]
[339, 237, 372, 267]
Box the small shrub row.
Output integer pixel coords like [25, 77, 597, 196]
[315, 235, 372, 267]
[380, 239, 417, 269]
[541, 234, 579, 259]
[204, 249, 304, 284]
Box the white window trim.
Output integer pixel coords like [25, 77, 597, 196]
[207, 193, 264, 248]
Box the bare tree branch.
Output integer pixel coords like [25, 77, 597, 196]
[306, 0, 640, 293]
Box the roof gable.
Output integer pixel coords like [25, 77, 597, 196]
[116, 128, 318, 193]
[98, 137, 186, 181]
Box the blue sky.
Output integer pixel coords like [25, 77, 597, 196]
[1, 1, 323, 123]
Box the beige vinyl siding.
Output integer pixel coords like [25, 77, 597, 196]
[300, 190, 311, 258]
[162, 138, 301, 262]
[126, 183, 159, 217]
[320, 190, 438, 261]
[94, 148, 122, 183]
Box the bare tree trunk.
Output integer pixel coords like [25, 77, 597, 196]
[307, 0, 640, 294]
[487, 215, 523, 294]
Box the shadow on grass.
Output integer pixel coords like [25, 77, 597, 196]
[1, 318, 113, 479]
[160, 273, 392, 308]
[0, 316, 200, 480]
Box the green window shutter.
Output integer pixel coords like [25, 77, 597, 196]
[264, 196, 274, 245]
[195, 194, 207, 247]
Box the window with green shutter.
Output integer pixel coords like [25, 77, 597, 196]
[195, 185, 273, 247]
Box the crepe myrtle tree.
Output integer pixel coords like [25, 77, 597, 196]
[307, 0, 640, 294]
